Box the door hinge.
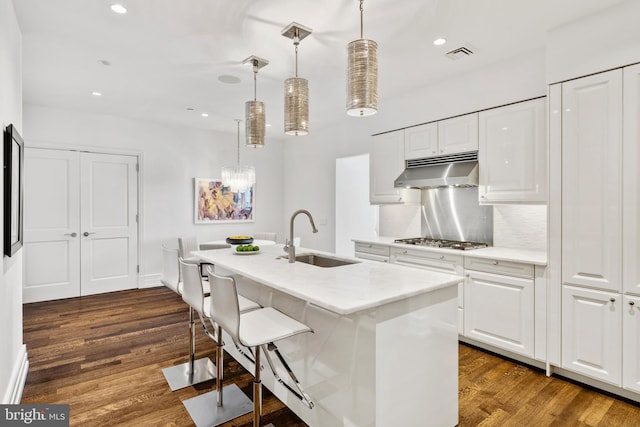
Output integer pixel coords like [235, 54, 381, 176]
[137, 265, 140, 273]
[136, 214, 139, 223]
[136, 163, 139, 172]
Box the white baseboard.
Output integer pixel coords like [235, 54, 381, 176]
[3, 344, 28, 404]
[141, 273, 162, 289]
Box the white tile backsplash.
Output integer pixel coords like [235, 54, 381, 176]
[379, 204, 421, 238]
[493, 205, 547, 250]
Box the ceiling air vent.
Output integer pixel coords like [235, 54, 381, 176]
[445, 45, 475, 61]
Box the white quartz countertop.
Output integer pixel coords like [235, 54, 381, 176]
[193, 244, 462, 315]
[353, 236, 547, 266]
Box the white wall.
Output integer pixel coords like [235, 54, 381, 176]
[23, 105, 286, 282]
[283, 49, 547, 251]
[0, 0, 27, 404]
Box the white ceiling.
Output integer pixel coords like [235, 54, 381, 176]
[13, 0, 624, 135]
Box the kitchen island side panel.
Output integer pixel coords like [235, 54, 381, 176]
[225, 273, 458, 426]
[376, 284, 459, 427]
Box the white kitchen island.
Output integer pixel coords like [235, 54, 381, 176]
[194, 244, 461, 427]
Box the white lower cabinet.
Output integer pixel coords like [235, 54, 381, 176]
[623, 294, 640, 393]
[354, 242, 390, 263]
[562, 285, 621, 386]
[464, 269, 534, 357]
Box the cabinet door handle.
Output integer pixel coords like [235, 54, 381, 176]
[439, 255, 445, 260]
[402, 250, 408, 255]
[609, 297, 616, 303]
[83, 232, 96, 237]
[630, 301, 636, 306]
[64, 232, 77, 237]
[492, 260, 498, 265]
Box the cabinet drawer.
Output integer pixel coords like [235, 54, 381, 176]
[354, 242, 390, 257]
[464, 257, 534, 279]
[390, 247, 463, 275]
[354, 252, 389, 263]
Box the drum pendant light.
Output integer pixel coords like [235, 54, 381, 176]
[242, 56, 269, 147]
[347, 0, 378, 117]
[221, 119, 255, 193]
[281, 22, 312, 136]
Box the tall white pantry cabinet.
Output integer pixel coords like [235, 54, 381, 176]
[551, 63, 640, 392]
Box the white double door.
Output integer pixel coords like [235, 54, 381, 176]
[24, 148, 139, 303]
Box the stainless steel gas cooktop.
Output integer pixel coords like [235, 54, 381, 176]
[393, 237, 488, 251]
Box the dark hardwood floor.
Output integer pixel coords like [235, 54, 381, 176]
[21, 287, 640, 426]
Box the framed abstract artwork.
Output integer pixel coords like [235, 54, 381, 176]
[194, 177, 254, 224]
[4, 124, 24, 256]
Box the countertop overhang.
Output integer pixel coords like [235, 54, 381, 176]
[193, 244, 462, 316]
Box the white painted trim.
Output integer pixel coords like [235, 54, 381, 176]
[23, 142, 145, 291]
[142, 274, 162, 289]
[2, 344, 28, 404]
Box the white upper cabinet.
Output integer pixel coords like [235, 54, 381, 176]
[404, 113, 477, 161]
[561, 69, 622, 292]
[438, 113, 479, 155]
[370, 131, 420, 204]
[404, 123, 438, 160]
[623, 63, 640, 295]
[478, 98, 546, 204]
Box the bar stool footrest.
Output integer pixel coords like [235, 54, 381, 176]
[183, 383, 253, 427]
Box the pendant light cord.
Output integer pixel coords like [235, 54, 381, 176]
[294, 27, 300, 77]
[235, 119, 241, 167]
[360, 0, 364, 39]
[252, 60, 258, 101]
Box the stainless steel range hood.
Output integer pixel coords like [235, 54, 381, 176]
[394, 151, 479, 189]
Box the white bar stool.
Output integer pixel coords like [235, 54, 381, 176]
[180, 261, 261, 427]
[179, 236, 214, 280]
[208, 272, 314, 427]
[161, 245, 216, 391]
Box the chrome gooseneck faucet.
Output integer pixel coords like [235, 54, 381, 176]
[285, 209, 318, 263]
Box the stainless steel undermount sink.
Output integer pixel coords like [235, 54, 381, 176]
[294, 253, 359, 268]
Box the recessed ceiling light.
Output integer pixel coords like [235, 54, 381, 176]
[110, 4, 127, 14]
[91, 91, 102, 97]
[201, 113, 209, 117]
[433, 38, 447, 46]
[218, 75, 241, 84]
[266, 124, 272, 128]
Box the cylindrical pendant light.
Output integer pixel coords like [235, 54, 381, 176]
[242, 56, 269, 147]
[347, 0, 378, 117]
[282, 22, 312, 136]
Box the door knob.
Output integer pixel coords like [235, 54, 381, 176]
[64, 232, 77, 237]
[630, 301, 636, 306]
[83, 232, 96, 237]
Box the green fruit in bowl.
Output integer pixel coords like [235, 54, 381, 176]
[253, 246, 260, 251]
